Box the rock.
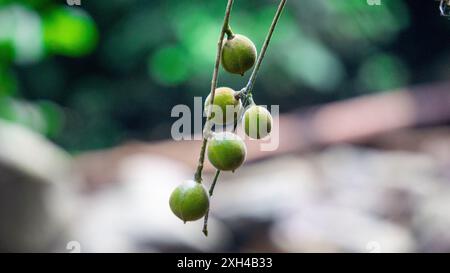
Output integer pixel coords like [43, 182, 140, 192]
[270, 203, 415, 252]
[412, 191, 450, 252]
[0, 119, 75, 252]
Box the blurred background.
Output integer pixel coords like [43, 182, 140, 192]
[0, 0, 450, 252]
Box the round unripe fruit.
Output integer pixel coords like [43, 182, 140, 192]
[207, 132, 246, 171]
[221, 34, 257, 76]
[244, 105, 273, 139]
[169, 180, 209, 223]
[205, 87, 242, 125]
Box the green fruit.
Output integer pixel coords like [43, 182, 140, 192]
[244, 105, 273, 139]
[221, 34, 257, 76]
[207, 132, 246, 171]
[169, 180, 209, 223]
[205, 87, 242, 125]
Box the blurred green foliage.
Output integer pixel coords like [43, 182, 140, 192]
[0, 0, 449, 152]
[43, 7, 98, 56]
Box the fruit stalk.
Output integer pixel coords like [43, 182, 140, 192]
[202, 0, 287, 235]
[194, 0, 234, 183]
[201, 169, 220, 236]
[225, 25, 234, 39]
[242, 0, 287, 102]
[209, 169, 221, 197]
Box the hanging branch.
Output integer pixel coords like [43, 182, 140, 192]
[194, 0, 235, 183]
[202, 0, 287, 236]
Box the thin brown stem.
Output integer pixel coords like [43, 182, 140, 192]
[209, 169, 221, 197]
[201, 169, 221, 236]
[202, 0, 287, 236]
[194, 0, 234, 183]
[202, 208, 210, 236]
[244, 0, 287, 97]
[225, 25, 234, 39]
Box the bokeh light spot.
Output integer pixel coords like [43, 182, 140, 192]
[43, 7, 98, 57]
[357, 53, 410, 92]
[149, 45, 191, 86]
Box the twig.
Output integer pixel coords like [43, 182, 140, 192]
[209, 169, 221, 197]
[242, 0, 287, 102]
[202, 0, 287, 236]
[201, 169, 220, 236]
[194, 0, 235, 183]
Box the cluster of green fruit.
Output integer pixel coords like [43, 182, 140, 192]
[169, 33, 273, 223]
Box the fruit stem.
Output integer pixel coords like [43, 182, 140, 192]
[243, 0, 287, 99]
[202, 169, 221, 236]
[247, 95, 256, 106]
[202, 211, 209, 236]
[233, 88, 246, 100]
[202, 0, 287, 236]
[225, 25, 235, 39]
[194, 0, 235, 184]
[209, 169, 221, 197]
